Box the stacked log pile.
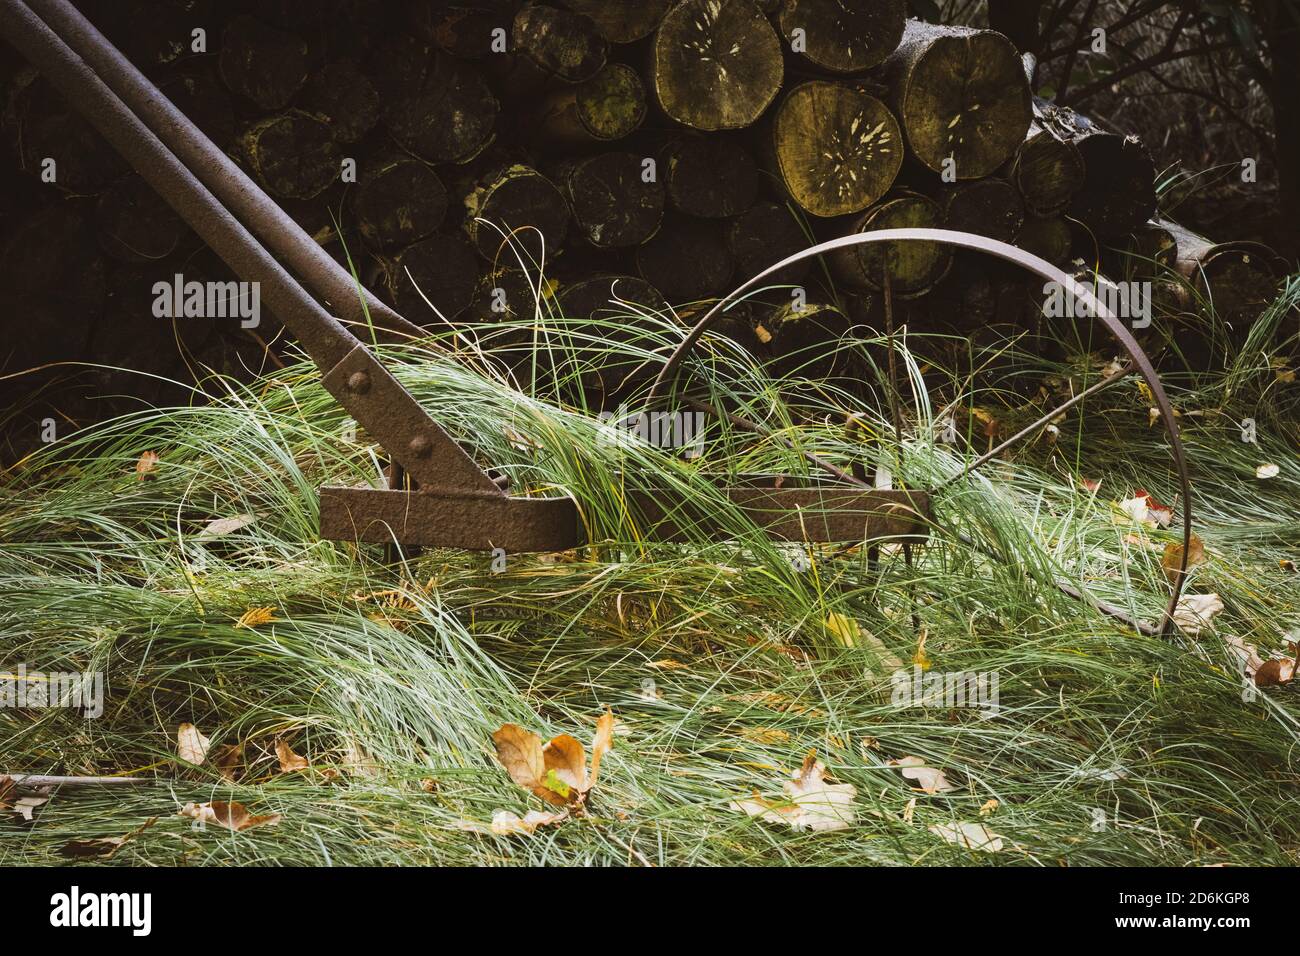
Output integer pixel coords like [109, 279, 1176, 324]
[0, 0, 1287, 450]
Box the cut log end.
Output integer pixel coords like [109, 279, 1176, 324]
[890, 23, 1032, 179]
[654, 0, 784, 131]
[565, 152, 665, 248]
[465, 164, 571, 266]
[773, 81, 902, 218]
[833, 193, 951, 297]
[778, 0, 906, 73]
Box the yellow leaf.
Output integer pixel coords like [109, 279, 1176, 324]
[1161, 534, 1206, 587]
[234, 606, 277, 629]
[825, 612, 859, 648]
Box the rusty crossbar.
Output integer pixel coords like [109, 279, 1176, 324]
[1, 0, 1195, 635]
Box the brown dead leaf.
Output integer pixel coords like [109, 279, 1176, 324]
[1254, 643, 1299, 688]
[178, 800, 281, 832]
[0, 775, 13, 811]
[492, 713, 617, 808]
[212, 742, 244, 782]
[276, 740, 309, 773]
[135, 450, 159, 480]
[176, 722, 210, 766]
[887, 756, 956, 794]
[492, 723, 551, 797]
[588, 710, 615, 789]
[1162, 534, 1206, 587]
[542, 734, 587, 795]
[59, 818, 156, 859]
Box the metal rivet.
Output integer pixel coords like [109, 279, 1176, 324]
[346, 371, 370, 393]
[408, 435, 431, 457]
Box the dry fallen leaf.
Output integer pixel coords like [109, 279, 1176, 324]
[731, 750, 857, 833]
[1255, 463, 1280, 480]
[59, 818, 156, 859]
[276, 740, 309, 773]
[198, 514, 258, 539]
[588, 709, 615, 789]
[929, 821, 1004, 852]
[1161, 534, 1206, 587]
[178, 800, 281, 832]
[12, 795, 49, 821]
[886, 756, 956, 794]
[489, 809, 567, 836]
[0, 775, 13, 811]
[543, 734, 587, 795]
[1254, 657, 1297, 688]
[1173, 593, 1225, 636]
[135, 450, 159, 480]
[212, 742, 244, 782]
[176, 722, 210, 767]
[979, 799, 999, 817]
[492, 712, 616, 808]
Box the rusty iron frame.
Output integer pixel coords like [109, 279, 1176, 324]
[4, 0, 1194, 635]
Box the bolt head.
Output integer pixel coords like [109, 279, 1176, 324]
[346, 370, 371, 393]
[408, 435, 431, 457]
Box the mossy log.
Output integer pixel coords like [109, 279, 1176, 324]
[351, 152, 448, 250]
[771, 81, 902, 217]
[563, 152, 664, 249]
[299, 59, 380, 144]
[941, 177, 1024, 243]
[777, 0, 906, 73]
[557, 0, 672, 43]
[239, 112, 341, 200]
[464, 164, 571, 266]
[727, 201, 813, 286]
[218, 14, 310, 111]
[665, 135, 759, 218]
[653, 0, 784, 131]
[512, 4, 608, 83]
[372, 37, 499, 164]
[537, 63, 647, 145]
[1010, 119, 1085, 218]
[636, 217, 735, 302]
[882, 21, 1032, 179]
[831, 192, 952, 297]
[381, 233, 480, 324]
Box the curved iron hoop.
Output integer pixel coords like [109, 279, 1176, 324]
[647, 228, 1194, 636]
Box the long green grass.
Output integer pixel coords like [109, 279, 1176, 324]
[1, 270, 1297, 866]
